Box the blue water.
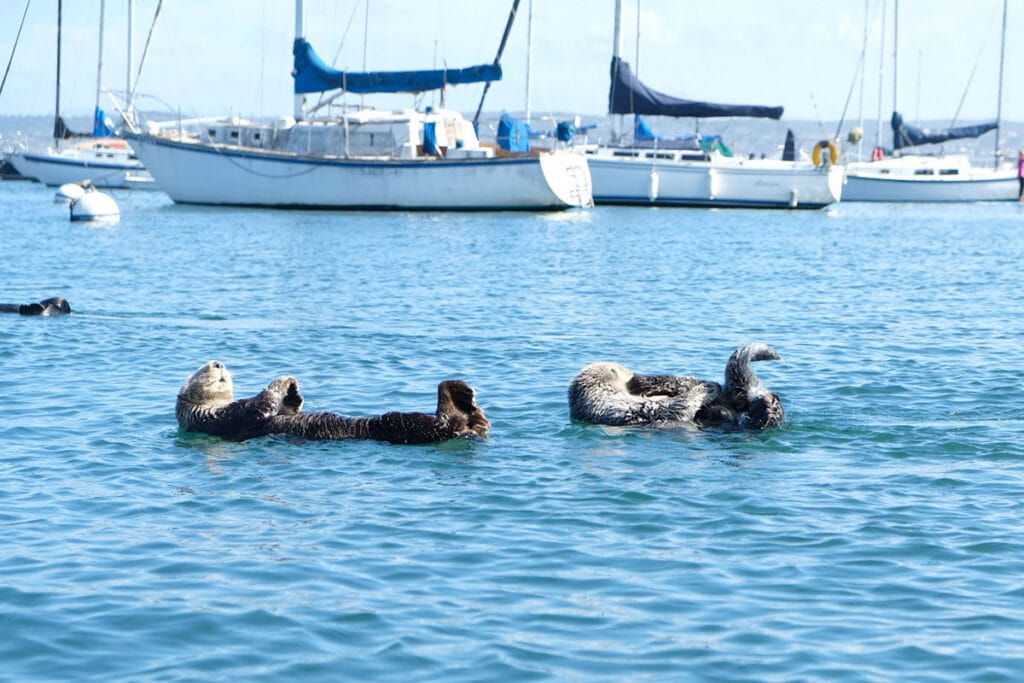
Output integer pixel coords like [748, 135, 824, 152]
[3, 179, 1024, 681]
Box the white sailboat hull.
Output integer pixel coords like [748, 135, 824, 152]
[843, 157, 1017, 202]
[9, 150, 155, 190]
[586, 151, 843, 209]
[128, 134, 592, 210]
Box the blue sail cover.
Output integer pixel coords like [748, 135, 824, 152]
[93, 107, 114, 138]
[293, 39, 501, 95]
[609, 57, 783, 120]
[891, 111, 997, 150]
[497, 113, 530, 152]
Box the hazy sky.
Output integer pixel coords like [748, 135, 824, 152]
[1, 0, 1019, 127]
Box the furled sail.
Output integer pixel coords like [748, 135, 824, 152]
[608, 57, 783, 120]
[292, 39, 501, 95]
[891, 111, 997, 150]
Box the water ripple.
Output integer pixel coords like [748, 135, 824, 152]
[3, 185, 1024, 679]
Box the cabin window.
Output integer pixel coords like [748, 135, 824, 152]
[913, 169, 934, 176]
[253, 132, 262, 141]
[613, 150, 639, 158]
[207, 129, 217, 138]
[939, 169, 959, 176]
[230, 131, 239, 139]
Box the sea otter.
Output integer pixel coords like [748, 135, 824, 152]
[176, 360, 490, 444]
[568, 343, 784, 430]
[0, 297, 72, 316]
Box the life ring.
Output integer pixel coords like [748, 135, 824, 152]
[812, 140, 839, 167]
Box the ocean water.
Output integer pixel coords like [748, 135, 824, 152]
[2, 179, 1024, 682]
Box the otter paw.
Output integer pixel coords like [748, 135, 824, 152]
[282, 380, 304, 414]
[269, 375, 304, 414]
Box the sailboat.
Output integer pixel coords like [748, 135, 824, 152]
[124, 1, 592, 210]
[580, 0, 843, 209]
[9, 0, 155, 189]
[843, 0, 1016, 202]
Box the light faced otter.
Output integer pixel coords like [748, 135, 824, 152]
[568, 343, 784, 430]
[0, 297, 72, 316]
[176, 360, 490, 444]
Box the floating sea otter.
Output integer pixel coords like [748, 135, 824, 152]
[0, 296, 72, 316]
[568, 343, 784, 430]
[176, 360, 490, 444]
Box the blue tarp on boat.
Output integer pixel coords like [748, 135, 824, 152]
[93, 107, 114, 138]
[891, 111, 997, 150]
[634, 114, 661, 141]
[608, 57, 783, 120]
[292, 39, 501, 95]
[556, 120, 576, 142]
[497, 113, 530, 152]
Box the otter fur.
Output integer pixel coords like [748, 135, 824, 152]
[568, 343, 784, 430]
[176, 360, 490, 444]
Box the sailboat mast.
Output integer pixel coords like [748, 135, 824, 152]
[994, 0, 1007, 167]
[294, 0, 305, 120]
[857, 0, 868, 161]
[874, 0, 886, 151]
[53, 0, 62, 143]
[95, 0, 106, 131]
[610, 0, 623, 143]
[891, 0, 899, 116]
[525, 0, 533, 125]
[127, 0, 134, 101]
[634, 0, 640, 76]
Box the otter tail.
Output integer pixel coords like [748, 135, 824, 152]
[723, 343, 782, 398]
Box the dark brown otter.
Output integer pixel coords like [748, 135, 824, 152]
[0, 297, 72, 316]
[176, 360, 490, 444]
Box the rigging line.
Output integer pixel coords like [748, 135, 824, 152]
[129, 0, 163, 108]
[315, 2, 361, 112]
[331, 2, 361, 66]
[473, 0, 522, 128]
[833, 0, 884, 141]
[0, 0, 31, 99]
[949, 6, 1000, 127]
[206, 140, 323, 179]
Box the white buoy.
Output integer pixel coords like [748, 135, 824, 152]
[70, 189, 120, 223]
[54, 182, 87, 204]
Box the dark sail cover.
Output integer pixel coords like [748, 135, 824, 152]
[782, 129, 796, 161]
[293, 39, 501, 95]
[608, 57, 783, 120]
[53, 116, 81, 140]
[891, 111, 997, 150]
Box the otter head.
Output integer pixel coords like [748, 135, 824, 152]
[568, 362, 635, 422]
[574, 362, 633, 391]
[19, 297, 72, 316]
[179, 360, 235, 408]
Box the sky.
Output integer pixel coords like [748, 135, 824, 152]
[1, 0, 1020, 127]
